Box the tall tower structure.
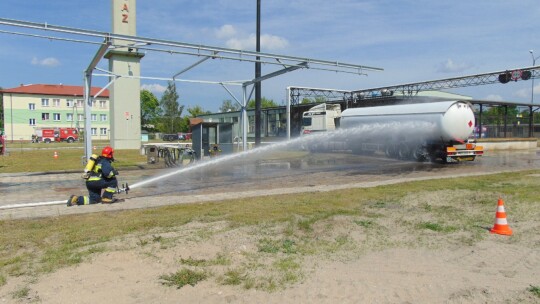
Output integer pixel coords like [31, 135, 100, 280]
[105, 0, 144, 149]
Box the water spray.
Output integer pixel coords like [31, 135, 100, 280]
[0, 120, 441, 210]
[128, 122, 432, 191]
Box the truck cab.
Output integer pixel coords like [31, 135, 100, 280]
[300, 103, 342, 135]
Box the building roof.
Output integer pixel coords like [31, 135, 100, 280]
[0, 84, 109, 98]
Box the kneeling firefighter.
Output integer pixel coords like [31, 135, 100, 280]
[67, 146, 119, 206]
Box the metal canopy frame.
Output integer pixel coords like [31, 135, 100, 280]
[0, 18, 382, 74]
[350, 66, 540, 102]
[0, 17, 383, 154]
[288, 66, 540, 106]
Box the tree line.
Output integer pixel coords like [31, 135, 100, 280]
[141, 81, 281, 134]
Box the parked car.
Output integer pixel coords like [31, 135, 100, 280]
[178, 132, 192, 140]
[161, 132, 192, 141]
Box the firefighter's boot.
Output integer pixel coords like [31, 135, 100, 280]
[67, 195, 78, 207]
[101, 197, 117, 204]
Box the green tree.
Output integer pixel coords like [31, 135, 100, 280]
[187, 105, 211, 117]
[140, 89, 160, 131]
[179, 105, 211, 133]
[300, 96, 326, 104]
[160, 82, 183, 133]
[483, 105, 518, 125]
[219, 99, 241, 112]
[247, 97, 278, 109]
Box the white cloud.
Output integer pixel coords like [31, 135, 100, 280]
[225, 34, 288, 51]
[514, 88, 530, 99]
[436, 59, 471, 73]
[261, 34, 289, 50]
[215, 24, 237, 39]
[31, 57, 60, 67]
[141, 83, 167, 94]
[484, 94, 503, 101]
[225, 37, 251, 50]
[513, 84, 539, 100]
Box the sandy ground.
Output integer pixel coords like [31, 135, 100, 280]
[1, 191, 539, 304]
[1, 151, 540, 303]
[8, 241, 540, 304]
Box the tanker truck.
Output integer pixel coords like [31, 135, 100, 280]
[339, 100, 484, 163]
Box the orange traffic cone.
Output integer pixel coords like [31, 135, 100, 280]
[490, 198, 512, 236]
[53, 151, 58, 159]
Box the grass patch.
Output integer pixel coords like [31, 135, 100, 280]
[529, 285, 540, 298]
[12, 286, 30, 299]
[0, 170, 539, 290]
[417, 221, 458, 233]
[0, 144, 147, 173]
[273, 256, 301, 271]
[180, 254, 230, 267]
[257, 238, 298, 254]
[354, 219, 375, 228]
[159, 268, 208, 289]
[222, 268, 246, 286]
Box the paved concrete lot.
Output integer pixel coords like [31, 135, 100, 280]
[1, 149, 539, 220]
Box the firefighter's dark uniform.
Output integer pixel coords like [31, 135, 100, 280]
[68, 157, 118, 206]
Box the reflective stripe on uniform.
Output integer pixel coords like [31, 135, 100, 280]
[105, 187, 116, 193]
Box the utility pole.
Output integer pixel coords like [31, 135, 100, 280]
[529, 50, 540, 104]
[255, 0, 261, 147]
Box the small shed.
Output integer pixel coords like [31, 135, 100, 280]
[191, 122, 234, 159]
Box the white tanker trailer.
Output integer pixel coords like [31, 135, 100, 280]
[340, 100, 484, 163]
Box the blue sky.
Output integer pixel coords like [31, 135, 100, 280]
[0, 0, 539, 112]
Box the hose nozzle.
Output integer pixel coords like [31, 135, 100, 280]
[117, 183, 130, 194]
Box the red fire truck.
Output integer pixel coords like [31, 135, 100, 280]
[0, 131, 5, 155]
[32, 127, 79, 143]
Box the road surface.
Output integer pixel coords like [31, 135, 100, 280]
[1, 149, 538, 220]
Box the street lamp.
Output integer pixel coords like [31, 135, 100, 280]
[529, 50, 540, 104]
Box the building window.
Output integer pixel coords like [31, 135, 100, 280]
[99, 100, 107, 108]
[67, 113, 73, 121]
[41, 99, 49, 107]
[91, 128, 97, 135]
[100, 128, 107, 135]
[29, 103, 35, 110]
[248, 115, 255, 133]
[53, 99, 60, 107]
[76, 100, 84, 108]
[53, 113, 61, 121]
[77, 114, 84, 121]
[42, 113, 50, 121]
[29, 118, 36, 126]
[232, 117, 238, 123]
[92, 100, 97, 108]
[91, 114, 97, 121]
[66, 99, 73, 107]
[100, 114, 107, 121]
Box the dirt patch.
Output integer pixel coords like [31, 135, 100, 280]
[2, 190, 539, 304]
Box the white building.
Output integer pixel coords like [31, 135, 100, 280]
[1, 84, 110, 142]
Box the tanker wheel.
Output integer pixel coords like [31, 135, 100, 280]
[412, 148, 426, 162]
[397, 144, 411, 160]
[385, 144, 398, 159]
[67, 137, 74, 143]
